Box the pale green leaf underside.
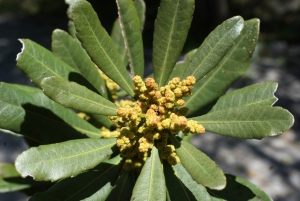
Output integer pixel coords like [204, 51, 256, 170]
[182, 16, 244, 81]
[41, 76, 118, 116]
[70, 0, 134, 96]
[52, 29, 108, 98]
[193, 106, 294, 139]
[106, 171, 135, 201]
[30, 156, 123, 201]
[131, 147, 166, 201]
[169, 135, 226, 190]
[164, 161, 211, 201]
[0, 83, 101, 144]
[184, 19, 260, 116]
[173, 163, 212, 201]
[153, 0, 195, 87]
[15, 138, 117, 181]
[117, 0, 144, 77]
[208, 174, 272, 201]
[211, 82, 278, 112]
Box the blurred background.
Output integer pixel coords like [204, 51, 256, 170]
[0, 0, 300, 200]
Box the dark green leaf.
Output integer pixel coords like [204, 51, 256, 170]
[87, 113, 113, 129]
[111, 19, 128, 66]
[15, 138, 117, 181]
[70, 0, 134, 96]
[0, 83, 101, 144]
[153, 0, 195, 87]
[30, 155, 123, 201]
[16, 39, 96, 93]
[184, 19, 259, 116]
[164, 161, 211, 201]
[192, 106, 294, 139]
[182, 16, 244, 81]
[211, 82, 278, 112]
[116, 0, 144, 77]
[168, 49, 197, 82]
[169, 135, 226, 190]
[134, 0, 146, 31]
[106, 170, 135, 201]
[41, 76, 118, 116]
[208, 174, 272, 201]
[52, 29, 108, 98]
[131, 147, 166, 201]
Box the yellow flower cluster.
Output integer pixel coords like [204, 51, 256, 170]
[111, 76, 205, 167]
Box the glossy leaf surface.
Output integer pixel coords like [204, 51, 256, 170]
[169, 135, 226, 190]
[182, 16, 244, 81]
[116, 0, 144, 77]
[153, 0, 195, 87]
[184, 19, 259, 116]
[16, 39, 96, 92]
[41, 76, 118, 116]
[111, 19, 128, 66]
[30, 155, 123, 201]
[134, 0, 146, 31]
[131, 147, 166, 201]
[106, 170, 135, 201]
[70, 0, 134, 96]
[208, 174, 272, 201]
[15, 138, 117, 181]
[164, 161, 211, 201]
[0, 83, 101, 144]
[211, 82, 278, 112]
[193, 106, 294, 139]
[52, 29, 108, 98]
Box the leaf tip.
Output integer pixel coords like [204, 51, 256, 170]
[16, 39, 25, 61]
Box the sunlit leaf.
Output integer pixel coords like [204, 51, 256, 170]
[15, 138, 117, 181]
[211, 82, 278, 112]
[182, 16, 244, 81]
[116, 0, 144, 77]
[192, 106, 294, 139]
[169, 135, 226, 190]
[153, 0, 195, 87]
[70, 0, 134, 96]
[184, 19, 259, 116]
[30, 155, 123, 201]
[131, 147, 166, 201]
[52, 29, 108, 98]
[134, 0, 146, 31]
[41, 76, 118, 116]
[0, 83, 101, 144]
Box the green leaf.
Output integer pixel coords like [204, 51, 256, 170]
[211, 82, 278, 112]
[68, 20, 76, 38]
[70, 0, 134, 96]
[192, 106, 294, 139]
[184, 18, 259, 116]
[16, 39, 97, 93]
[52, 29, 108, 98]
[182, 16, 244, 81]
[169, 135, 226, 190]
[116, 0, 144, 77]
[168, 49, 197, 82]
[208, 174, 272, 201]
[164, 161, 211, 201]
[131, 147, 166, 201]
[111, 19, 128, 66]
[0, 83, 101, 144]
[41, 76, 119, 116]
[153, 0, 195, 87]
[106, 170, 135, 201]
[15, 138, 117, 181]
[134, 0, 146, 31]
[88, 114, 113, 129]
[30, 155, 123, 201]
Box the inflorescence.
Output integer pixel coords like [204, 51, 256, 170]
[106, 76, 205, 170]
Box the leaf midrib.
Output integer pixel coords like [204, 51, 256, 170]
[157, 0, 180, 87]
[79, 5, 133, 95]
